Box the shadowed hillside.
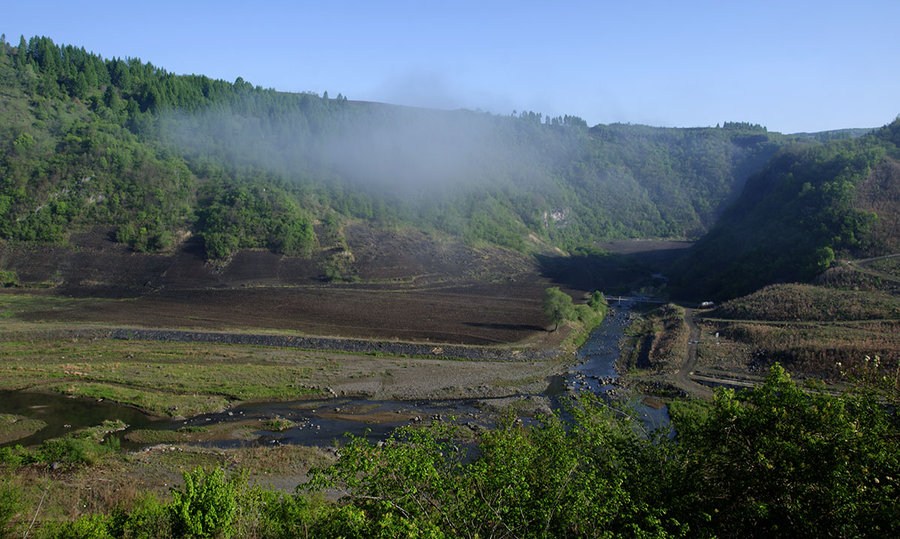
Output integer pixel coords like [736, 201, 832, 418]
[672, 119, 900, 301]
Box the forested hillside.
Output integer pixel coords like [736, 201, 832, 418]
[1, 35, 798, 260]
[673, 119, 900, 300]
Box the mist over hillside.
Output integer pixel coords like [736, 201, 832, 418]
[148, 83, 799, 254]
[1, 35, 896, 299]
[160, 101, 551, 199]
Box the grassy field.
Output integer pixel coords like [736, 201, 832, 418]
[696, 319, 899, 380]
[708, 283, 900, 322]
[0, 331, 565, 419]
[0, 338, 327, 416]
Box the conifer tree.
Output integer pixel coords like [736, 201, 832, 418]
[15, 35, 27, 67]
[103, 84, 120, 110]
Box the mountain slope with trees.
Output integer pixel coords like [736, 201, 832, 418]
[1, 35, 802, 264]
[673, 119, 900, 300]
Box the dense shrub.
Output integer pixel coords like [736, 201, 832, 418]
[169, 467, 241, 538]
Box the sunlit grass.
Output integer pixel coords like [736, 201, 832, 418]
[0, 338, 326, 416]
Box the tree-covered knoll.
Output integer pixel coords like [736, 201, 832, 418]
[0, 41, 196, 250]
[673, 120, 900, 300]
[791, 126, 875, 142]
[1, 35, 802, 260]
[194, 179, 315, 260]
[0, 36, 326, 259]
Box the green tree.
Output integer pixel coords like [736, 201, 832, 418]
[309, 405, 683, 537]
[588, 290, 608, 314]
[542, 286, 575, 331]
[14, 35, 26, 68]
[672, 364, 900, 536]
[103, 84, 121, 110]
[70, 71, 88, 99]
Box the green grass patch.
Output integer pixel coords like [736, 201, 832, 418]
[147, 448, 228, 470]
[49, 382, 231, 417]
[667, 398, 712, 425]
[264, 417, 296, 432]
[125, 420, 268, 444]
[229, 445, 334, 475]
[125, 427, 210, 444]
[0, 338, 325, 415]
[178, 425, 208, 433]
[0, 413, 47, 444]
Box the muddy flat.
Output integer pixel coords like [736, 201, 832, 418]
[596, 240, 694, 255]
[13, 282, 557, 345]
[1, 224, 583, 346]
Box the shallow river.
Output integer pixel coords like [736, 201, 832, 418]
[1, 301, 668, 448]
[558, 300, 671, 433]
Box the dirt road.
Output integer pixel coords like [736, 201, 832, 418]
[674, 308, 713, 398]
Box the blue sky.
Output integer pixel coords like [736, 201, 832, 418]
[4, 1, 898, 133]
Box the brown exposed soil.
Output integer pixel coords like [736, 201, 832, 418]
[1, 224, 594, 347]
[16, 285, 551, 346]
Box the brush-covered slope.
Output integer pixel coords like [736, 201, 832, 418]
[673, 119, 900, 300]
[1, 35, 798, 267]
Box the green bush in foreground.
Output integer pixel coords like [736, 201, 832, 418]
[19, 364, 900, 537]
[675, 365, 900, 537]
[169, 467, 241, 538]
[307, 365, 899, 537]
[0, 480, 22, 539]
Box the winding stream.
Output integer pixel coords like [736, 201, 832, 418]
[558, 300, 671, 433]
[1, 301, 669, 448]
